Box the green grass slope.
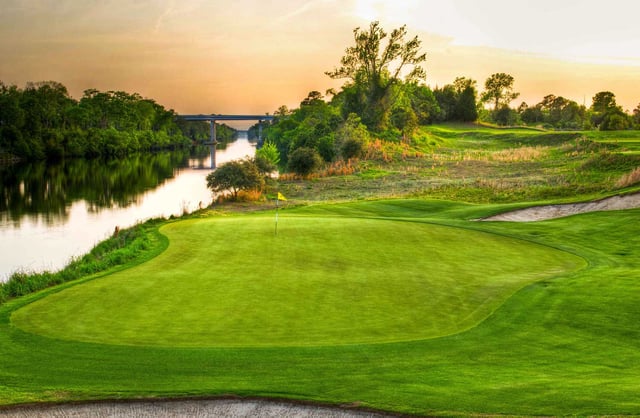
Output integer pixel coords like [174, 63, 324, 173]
[11, 214, 582, 347]
[2, 200, 640, 416]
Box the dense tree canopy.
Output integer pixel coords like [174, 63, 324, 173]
[0, 81, 192, 160]
[518, 94, 587, 129]
[431, 77, 479, 123]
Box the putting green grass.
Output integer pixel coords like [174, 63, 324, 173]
[12, 215, 583, 347]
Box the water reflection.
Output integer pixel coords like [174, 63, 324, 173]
[0, 151, 190, 226]
[0, 136, 255, 279]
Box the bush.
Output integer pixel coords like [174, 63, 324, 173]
[206, 158, 264, 200]
[493, 106, 518, 126]
[600, 112, 631, 131]
[255, 141, 280, 172]
[340, 137, 364, 159]
[317, 135, 336, 162]
[253, 155, 274, 176]
[335, 113, 369, 159]
[288, 147, 322, 176]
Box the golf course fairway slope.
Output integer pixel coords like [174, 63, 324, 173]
[12, 212, 584, 347]
[3, 200, 640, 416]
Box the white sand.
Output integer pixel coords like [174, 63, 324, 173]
[0, 399, 396, 418]
[482, 192, 640, 222]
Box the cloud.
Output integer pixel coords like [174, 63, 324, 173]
[272, 0, 337, 25]
[154, 0, 175, 33]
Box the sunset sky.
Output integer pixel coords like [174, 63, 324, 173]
[1, 0, 639, 124]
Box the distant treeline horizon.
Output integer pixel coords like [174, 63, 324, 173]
[0, 80, 236, 162]
[3, 20, 640, 165]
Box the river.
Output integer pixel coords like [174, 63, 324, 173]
[0, 134, 256, 281]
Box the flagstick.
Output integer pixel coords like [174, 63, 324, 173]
[275, 197, 279, 235]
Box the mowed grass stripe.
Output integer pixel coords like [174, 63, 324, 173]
[12, 214, 584, 347]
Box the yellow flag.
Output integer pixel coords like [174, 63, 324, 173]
[277, 192, 287, 201]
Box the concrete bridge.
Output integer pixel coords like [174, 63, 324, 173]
[179, 114, 275, 168]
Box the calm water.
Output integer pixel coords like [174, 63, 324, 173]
[0, 135, 256, 280]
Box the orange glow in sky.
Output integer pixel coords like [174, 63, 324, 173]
[1, 0, 639, 123]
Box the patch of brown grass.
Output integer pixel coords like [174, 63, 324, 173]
[279, 159, 357, 180]
[488, 146, 549, 162]
[215, 189, 263, 203]
[615, 167, 640, 188]
[319, 159, 357, 177]
[363, 139, 425, 162]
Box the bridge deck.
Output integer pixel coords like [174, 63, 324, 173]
[179, 114, 274, 121]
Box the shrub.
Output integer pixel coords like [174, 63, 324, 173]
[335, 113, 369, 160]
[600, 112, 631, 131]
[339, 137, 364, 159]
[288, 147, 322, 176]
[254, 155, 277, 176]
[256, 141, 280, 169]
[206, 158, 264, 200]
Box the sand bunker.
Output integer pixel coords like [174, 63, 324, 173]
[483, 192, 640, 222]
[0, 399, 395, 418]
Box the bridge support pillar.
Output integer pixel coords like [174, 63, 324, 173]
[210, 120, 217, 169]
[258, 121, 263, 144]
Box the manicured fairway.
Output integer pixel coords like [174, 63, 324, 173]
[2, 200, 640, 416]
[11, 215, 582, 347]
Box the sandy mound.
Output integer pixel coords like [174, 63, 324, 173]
[482, 192, 640, 222]
[0, 399, 396, 418]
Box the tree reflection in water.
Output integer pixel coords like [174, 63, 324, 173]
[0, 148, 208, 226]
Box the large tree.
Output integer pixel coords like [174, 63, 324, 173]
[591, 91, 617, 113]
[481, 73, 519, 111]
[326, 21, 426, 131]
[432, 77, 478, 122]
[452, 77, 478, 122]
[590, 91, 629, 129]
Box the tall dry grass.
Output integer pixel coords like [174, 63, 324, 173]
[488, 146, 549, 162]
[364, 139, 425, 161]
[215, 189, 263, 203]
[279, 159, 357, 180]
[615, 167, 640, 188]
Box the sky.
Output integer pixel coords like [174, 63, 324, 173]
[1, 0, 639, 125]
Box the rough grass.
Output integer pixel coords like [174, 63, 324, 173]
[276, 125, 640, 204]
[0, 221, 163, 304]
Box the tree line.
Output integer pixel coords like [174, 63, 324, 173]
[0, 81, 236, 161]
[253, 21, 640, 176]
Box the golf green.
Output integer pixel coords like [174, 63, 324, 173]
[11, 215, 584, 347]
